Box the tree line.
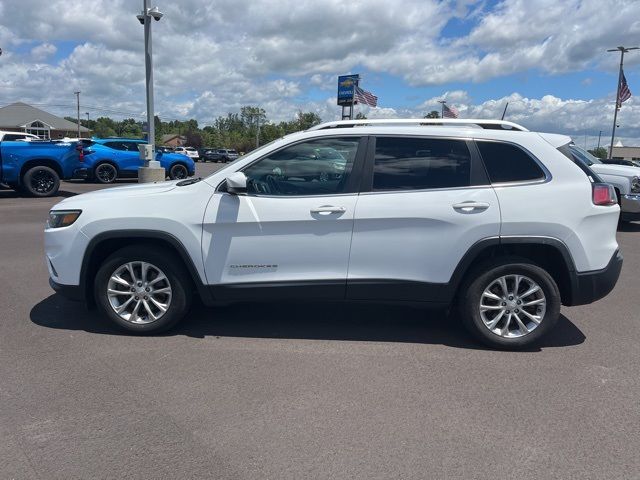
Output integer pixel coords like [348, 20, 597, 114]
[66, 106, 322, 152]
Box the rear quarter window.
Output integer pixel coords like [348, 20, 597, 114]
[476, 141, 545, 184]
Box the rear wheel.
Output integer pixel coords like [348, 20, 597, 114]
[94, 246, 192, 334]
[169, 163, 189, 180]
[459, 259, 561, 349]
[94, 162, 118, 184]
[22, 166, 60, 197]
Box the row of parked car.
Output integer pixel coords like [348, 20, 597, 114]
[0, 132, 202, 195]
[164, 146, 239, 163]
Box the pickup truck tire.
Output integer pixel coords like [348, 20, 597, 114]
[22, 166, 60, 197]
[458, 258, 561, 350]
[94, 245, 192, 334]
[94, 162, 118, 184]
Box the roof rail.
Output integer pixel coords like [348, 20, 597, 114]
[308, 118, 529, 132]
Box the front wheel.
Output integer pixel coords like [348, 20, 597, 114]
[169, 163, 189, 180]
[459, 259, 561, 350]
[22, 166, 60, 197]
[94, 246, 192, 334]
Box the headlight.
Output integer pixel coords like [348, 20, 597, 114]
[631, 177, 640, 194]
[47, 210, 82, 228]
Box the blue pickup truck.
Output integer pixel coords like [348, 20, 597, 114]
[0, 140, 83, 197]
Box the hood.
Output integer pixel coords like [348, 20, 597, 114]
[591, 163, 640, 178]
[56, 180, 179, 207]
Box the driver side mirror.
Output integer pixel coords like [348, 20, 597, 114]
[226, 172, 247, 195]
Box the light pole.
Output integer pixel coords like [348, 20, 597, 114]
[438, 100, 446, 118]
[597, 130, 602, 150]
[74, 91, 81, 138]
[136, 1, 165, 182]
[607, 46, 638, 158]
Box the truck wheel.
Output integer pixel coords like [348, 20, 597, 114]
[169, 164, 189, 180]
[94, 245, 192, 334]
[94, 163, 118, 184]
[22, 166, 60, 197]
[458, 258, 561, 350]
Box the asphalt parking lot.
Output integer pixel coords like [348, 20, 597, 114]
[1, 161, 639, 479]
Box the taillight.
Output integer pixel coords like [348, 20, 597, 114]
[76, 143, 84, 162]
[592, 183, 617, 206]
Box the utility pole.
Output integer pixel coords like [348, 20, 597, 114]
[74, 91, 81, 138]
[607, 46, 639, 158]
[438, 100, 446, 118]
[597, 130, 602, 150]
[255, 115, 260, 149]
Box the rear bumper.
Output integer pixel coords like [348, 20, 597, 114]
[49, 277, 84, 301]
[566, 250, 623, 306]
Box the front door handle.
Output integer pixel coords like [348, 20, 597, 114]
[452, 201, 490, 213]
[310, 205, 346, 214]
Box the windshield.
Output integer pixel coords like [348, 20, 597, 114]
[569, 143, 602, 166]
[205, 137, 287, 180]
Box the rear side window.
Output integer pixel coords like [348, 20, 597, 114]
[476, 141, 545, 183]
[104, 142, 125, 150]
[373, 137, 471, 191]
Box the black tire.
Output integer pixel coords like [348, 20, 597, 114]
[94, 245, 193, 334]
[458, 258, 561, 350]
[22, 166, 60, 197]
[169, 163, 189, 180]
[94, 162, 118, 184]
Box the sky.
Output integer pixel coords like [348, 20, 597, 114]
[0, 0, 639, 148]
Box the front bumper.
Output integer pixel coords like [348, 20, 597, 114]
[49, 277, 84, 301]
[621, 194, 640, 221]
[566, 250, 623, 306]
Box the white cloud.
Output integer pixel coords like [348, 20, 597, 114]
[30, 42, 57, 61]
[0, 0, 638, 144]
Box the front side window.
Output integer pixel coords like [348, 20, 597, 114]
[373, 137, 471, 191]
[477, 141, 545, 183]
[243, 137, 360, 196]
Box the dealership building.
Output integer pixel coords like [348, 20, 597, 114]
[0, 102, 90, 139]
[611, 144, 640, 161]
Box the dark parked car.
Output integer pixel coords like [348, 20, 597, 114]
[201, 148, 239, 163]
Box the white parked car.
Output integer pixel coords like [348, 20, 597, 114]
[173, 146, 200, 161]
[564, 143, 640, 222]
[45, 119, 622, 349]
[0, 130, 39, 141]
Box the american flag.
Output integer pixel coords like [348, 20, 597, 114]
[618, 71, 632, 105]
[443, 103, 459, 118]
[354, 86, 378, 107]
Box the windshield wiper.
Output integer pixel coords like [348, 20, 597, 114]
[176, 177, 202, 186]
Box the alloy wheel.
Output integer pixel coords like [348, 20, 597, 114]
[31, 170, 56, 194]
[171, 164, 188, 179]
[479, 274, 546, 338]
[96, 164, 117, 183]
[106, 261, 172, 324]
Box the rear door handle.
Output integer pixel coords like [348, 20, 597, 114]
[311, 205, 346, 214]
[452, 201, 490, 213]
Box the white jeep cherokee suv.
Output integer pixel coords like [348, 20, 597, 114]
[45, 119, 623, 349]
